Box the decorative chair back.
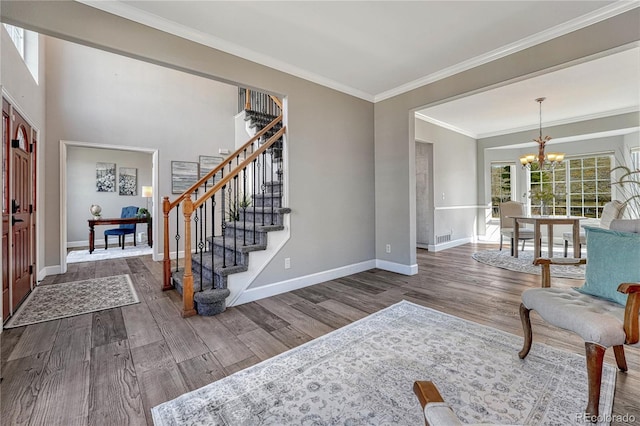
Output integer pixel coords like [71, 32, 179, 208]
[119, 206, 139, 230]
[499, 201, 525, 230]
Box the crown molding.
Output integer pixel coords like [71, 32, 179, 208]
[415, 112, 478, 139]
[476, 106, 640, 139]
[78, 0, 376, 102]
[374, 1, 640, 102]
[80, 1, 637, 104]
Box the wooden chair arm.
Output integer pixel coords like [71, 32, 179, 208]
[534, 258, 587, 288]
[413, 381, 445, 426]
[618, 283, 640, 345]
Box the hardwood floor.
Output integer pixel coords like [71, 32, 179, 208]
[1, 244, 638, 425]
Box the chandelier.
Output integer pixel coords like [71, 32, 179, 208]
[519, 97, 564, 169]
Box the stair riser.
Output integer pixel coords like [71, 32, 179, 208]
[239, 211, 283, 225]
[251, 195, 282, 208]
[216, 228, 268, 246]
[208, 244, 249, 266]
[173, 271, 225, 293]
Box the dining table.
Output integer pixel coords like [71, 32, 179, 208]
[511, 215, 585, 261]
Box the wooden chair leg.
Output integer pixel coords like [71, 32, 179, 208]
[518, 303, 533, 359]
[104, 235, 108, 250]
[121, 235, 125, 249]
[510, 238, 515, 256]
[564, 240, 568, 257]
[521, 239, 525, 251]
[585, 342, 606, 419]
[613, 345, 628, 372]
[499, 235, 503, 251]
[133, 233, 137, 247]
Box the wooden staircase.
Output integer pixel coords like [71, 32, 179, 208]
[163, 90, 288, 316]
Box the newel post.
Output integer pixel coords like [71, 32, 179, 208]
[162, 196, 173, 291]
[245, 88, 251, 110]
[181, 195, 197, 317]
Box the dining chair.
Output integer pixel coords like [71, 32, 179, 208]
[104, 206, 139, 250]
[562, 200, 626, 257]
[499, 201, 534, 256]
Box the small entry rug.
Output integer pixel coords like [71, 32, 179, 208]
[473, 249, 585, 280]
[4, 274, 139, 328]
[152, 301, 615, 426]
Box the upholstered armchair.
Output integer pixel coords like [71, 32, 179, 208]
[413, 381, 464, 426]
[562, 200, 626, 257]
[499, 201, 534, 256]
[519, 219, 640, 418]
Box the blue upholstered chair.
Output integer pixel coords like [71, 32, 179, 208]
[104, 206, 139, 250]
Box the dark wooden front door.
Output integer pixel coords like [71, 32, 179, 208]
[2, 99, 35, 322]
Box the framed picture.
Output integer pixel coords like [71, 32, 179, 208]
[96, 162, 116, 192]
[119, 167, 137, 196]
[199, 155, 224, 187]
[172, 161, 199, 194]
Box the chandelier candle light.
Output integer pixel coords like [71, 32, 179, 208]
[519, 97, 565, 169]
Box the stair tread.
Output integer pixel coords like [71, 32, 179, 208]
[191, 252, 249, 275]
[207, 236, 267, 252]
[224, 221, 285, 232]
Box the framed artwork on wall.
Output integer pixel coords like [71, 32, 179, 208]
[96, 162, 116, 192]
[199, 155, 224, 187]
[119, 167, 137, 196]
[172, 161, 199, 194]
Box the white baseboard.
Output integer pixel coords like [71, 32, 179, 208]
[231, 260, 377, 306]
[375, 259, 418, 275]
[427, 237, 472, 252]
[38, 265, 61, 281]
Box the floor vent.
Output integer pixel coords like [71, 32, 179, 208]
[436, 234, 451, 244]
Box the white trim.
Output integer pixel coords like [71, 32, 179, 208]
[39, 265, 62, 280]
[231, 260, 377, 306]
[78, 0, 375, 102]
[415, 112, 477, 139]
[374, 2, 640, 102]
[60, 140, 159, 274]
[427, 237, 473, 252]
[375, 259, 418, 276]
[435, 205, 487, 210]
[78, 1, 637, 103]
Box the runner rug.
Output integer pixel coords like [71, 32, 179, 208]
[152, 300, 615, 425]
[4, 274, 139, 328]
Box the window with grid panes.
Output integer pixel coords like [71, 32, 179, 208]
[528, 161, 567, 216]
[3, 24, 25, 59]
[490, 164, 513, 218]
[527, 155, 612, 218]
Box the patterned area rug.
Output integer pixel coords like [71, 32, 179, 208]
[4, 275, 139, 328]
[152, 301, 615, 426]
[67, 246, 152, 263]
[472, 249, 585, 280]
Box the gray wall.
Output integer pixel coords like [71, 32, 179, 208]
[415, 118, 478, 245]
[1, 27, 46, 277]
[3, 1, 376, 288]
[66, 146, 152, 245]
[373, 9, 640, 268]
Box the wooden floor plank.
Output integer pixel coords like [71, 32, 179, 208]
[91, 308, 128, 348]
[0, 351, 49, 426]
[8, 320, 60, 361]
[2, 242, 638, 425]
[88, 340, 146, 426]
[121, 302, 164, 349]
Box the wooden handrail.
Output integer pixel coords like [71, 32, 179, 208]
[193, 126, 285, 209]
[168, 114, 283, 210]
[269, 94, 283, 110]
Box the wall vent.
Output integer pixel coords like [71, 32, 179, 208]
[436, 234, 451, 245]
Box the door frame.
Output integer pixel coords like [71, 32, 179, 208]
[59, 140, 159, 274]
[1, 89, 40, 325]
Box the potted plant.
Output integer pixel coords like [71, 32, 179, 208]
[137, 207, 151, 220]
[528, 187, 558, 216]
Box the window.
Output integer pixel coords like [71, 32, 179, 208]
[490, 163, 514, 218]
[3, 24, 25, 59]
[527, 154, 612, 218]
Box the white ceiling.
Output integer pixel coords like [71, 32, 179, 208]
[82, 1, 640, 135]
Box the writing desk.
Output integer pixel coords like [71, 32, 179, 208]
[512, 215, 584, 261]
[88, 217, 152, 253]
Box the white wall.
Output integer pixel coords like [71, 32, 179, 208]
[66, 146, 152, 245]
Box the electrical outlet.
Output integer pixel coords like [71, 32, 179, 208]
[284, 257, 291, 269]
[385, 244, 391, 253]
